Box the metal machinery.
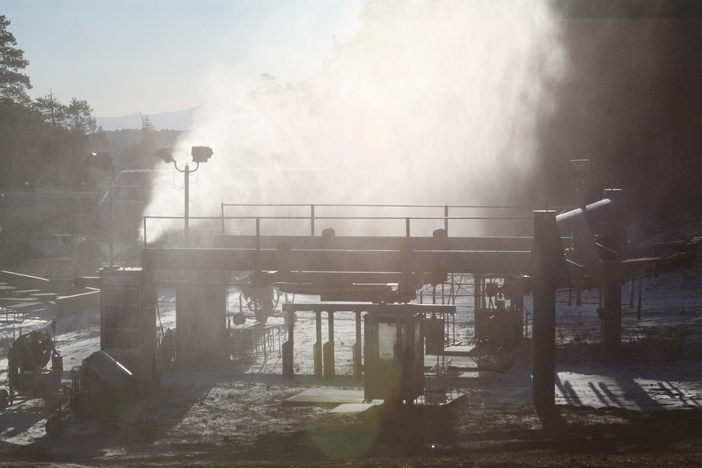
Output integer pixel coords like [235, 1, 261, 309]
[531, 191, 702, 424]
[143, 218, 526, 404]
[42, 350, 155, 438]
[364, 308, 424, 404]
[281, 302, 453, 402]
[473, 275, 525, 347]
[140, 195, 702, 418]
[1, 331, 63, 409]
[70, 351, 137, 421]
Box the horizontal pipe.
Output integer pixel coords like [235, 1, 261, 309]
[556, 198, 615, 230]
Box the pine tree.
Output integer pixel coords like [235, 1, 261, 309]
[0, 15, 31, 103]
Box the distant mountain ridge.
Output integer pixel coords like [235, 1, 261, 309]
[96, 107, 198, 131]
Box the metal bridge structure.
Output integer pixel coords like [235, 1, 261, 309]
[133, 194, 700, 425]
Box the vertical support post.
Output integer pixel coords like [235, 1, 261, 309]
[108, 166, 115, 267]
[184, 163, 189, 247]
[353, 311, 362, 380]
[637, 278, 643, 319]
[473, 274, 482, 312]
[601, 188, 624, 352]
[444, 205, 449, 233]
[628, 279, 635, 308]
[310, 204, 315, 236]
[282, 308, 295, 379]
[452, 309, 456, 344]
[255, 217, 261, 276]
[473, 274, 483, 340]
[532, 210, 559, 423]
[602, 262, 622, 351]
[221, 202, 225, 234]
[400, 217, 412, 300]
[314, 310, 323, 378]
[323, 311, 335, 380]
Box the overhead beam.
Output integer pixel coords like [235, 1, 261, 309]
[282, 303, 456, 314]
[213, 234, 536, 251]
[141, 247, 533, 275]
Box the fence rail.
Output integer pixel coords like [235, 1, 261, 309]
[143, 214, 536, 246]
[143, 201, 561, 246]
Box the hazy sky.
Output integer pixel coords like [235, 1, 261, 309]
[3, 0, 363, 116]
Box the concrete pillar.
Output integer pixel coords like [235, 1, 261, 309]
[175, 270, 227, 369]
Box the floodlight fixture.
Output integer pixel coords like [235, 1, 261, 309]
[154, 147, 175, 164]
[153, 145, 213, 246]
[191, 146, 213, 163]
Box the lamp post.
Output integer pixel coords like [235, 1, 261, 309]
[154, 146, 213, 247]
[86, 152, 115, 267]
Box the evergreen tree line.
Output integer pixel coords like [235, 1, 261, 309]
[0, 15, 180, 191]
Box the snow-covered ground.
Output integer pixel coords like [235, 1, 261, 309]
[0, 267, 701, 452]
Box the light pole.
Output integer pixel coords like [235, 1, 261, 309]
[154, 146, 213, 247]
[86, 152, 115, 267]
